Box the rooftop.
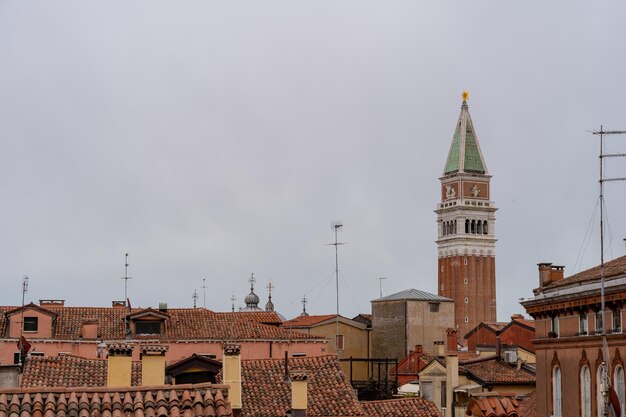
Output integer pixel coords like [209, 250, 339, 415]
[461, 357, 535, 385]
[443, 97, 488, 176]
[371, 288, 452, 303]
[543, 254, 626, 290]
[361, 397, 441, 417]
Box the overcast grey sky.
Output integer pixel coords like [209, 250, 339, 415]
[1, 2, 625, 322]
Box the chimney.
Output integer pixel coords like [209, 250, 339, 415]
[434, 341, 445, 357]
[112, 301, 126, 309]
[0, 365, 20, 388]
[538, 263, 552, 287]
[81, 320, 98, 339]
[140, 345, 168, 386]
[107, 344, 134, 387]
[290, 371, 308, 417]
[415, 345, 423, 355]
[39, 299, 65, 307]
[510, 314, 524, 321]
[495, 336, 502, 358]
[550, 266, 565, 283]
[446, 328, 458, 352]
[223, 343, 242, 417]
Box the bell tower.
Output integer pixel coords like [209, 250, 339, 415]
[436, 92, 497, 341]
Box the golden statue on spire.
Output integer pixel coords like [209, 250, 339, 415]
[462, 90, 470, 102]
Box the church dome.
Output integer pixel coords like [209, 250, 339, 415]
[265, 297, 274, 312]
[245, 291, 260, 307]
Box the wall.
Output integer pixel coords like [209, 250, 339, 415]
[406, 300, 454, 356]
[8, 310, 54, 339]
[371, 300, 407, 361]
[466, 327, 497, 351]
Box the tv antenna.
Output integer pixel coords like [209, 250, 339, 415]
[300, 295, 308, 317]
[379, 277, 387, 298]
[230, 292, 236, 312]
[327, 221, 345, 352]
[201, 278, 207, 308]
[591, 126, 625, 417]
[192, 289, 198, 308]
[121, 253, 132, 306]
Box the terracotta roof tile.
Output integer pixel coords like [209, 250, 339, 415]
[281, 315, 337, 327]
[22, 355, 142, 388]
[220, 312, 283, 326]
[0, 384, 231, 417]
[236, 355, 365, 416]
[545, 254, 626, 290]
[0, 307, 318, 342]
[517, 391, 536, 417]
[361, 397, 441, 416]
[461, 358, 535, 385]
[465, 393, 521, 417]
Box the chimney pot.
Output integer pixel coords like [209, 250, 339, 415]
[446, 328, 458, 352]
[434, 341, 445, 357]
[538, 263, 553, 287]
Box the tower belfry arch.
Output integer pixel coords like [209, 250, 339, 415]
[435, 92, 497, 340]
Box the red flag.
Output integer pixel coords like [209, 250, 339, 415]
[608, 386, 621, 417]
[17, 336, 31, 355]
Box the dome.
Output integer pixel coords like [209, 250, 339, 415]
[265, 298, 274, 312]
[245, 291, 260, 306]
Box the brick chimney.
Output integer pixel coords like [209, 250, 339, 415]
[290, 371, 308, 417]
[538, 263, 565, 288]
[223, 343, 242, 417]
[495, 336, 502, 358]
[140, 345, 168, 386]
[446, 328, 458, 352]
[39, 299, 65, 307]
[107, 344, 133, 387]
[415, 345, 423, 354]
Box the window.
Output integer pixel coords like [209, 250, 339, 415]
[613, 308, 622, 333]
[335, 334, 344, 351]
[553, 366, 562, 417]
[550, 316, 559, 337]
[13, 352, 20, 365]
[135, 321, 162, 335]
[23, 317, 38, 332]
[596, 312, 604, 335]
[581, 365, 591, 417]
[580, 313, 588, 335]
[464, 278, 468, 285]
[421, 381, 433, 401]
[464, 316, 469, 323]
[597, 366, 605, 417]
[441, 381, 447, 408]
[483, 221, 488, 235]
[614, 366, 625, 417]
[464, 297, 469, 304]
[430, 303, 440, 313]
[30, 352, 44, 357]
[464, 258, 468, 266]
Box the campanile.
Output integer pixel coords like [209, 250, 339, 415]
[436, 92, 497, 340]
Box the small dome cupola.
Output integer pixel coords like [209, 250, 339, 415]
[240, 273, 262, 311]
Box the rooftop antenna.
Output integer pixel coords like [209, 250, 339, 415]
[301, 295, 308, 316]
[230, 292, 236, 312]
[18, 275, 29, 365]
[192, 289, 198, 308]
[327, 221, 345, 352]
[378, 277, 387, 298]
[201, 278, 207, 308]
[591, 126, 625, 417]
[121, 253, 132, 307]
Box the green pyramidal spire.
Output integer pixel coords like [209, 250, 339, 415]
[443, 94, 488, 176]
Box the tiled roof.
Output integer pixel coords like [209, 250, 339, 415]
[517, 391, 536, 417]
[545, 254, 626, 290]
[482, 322, 509, 332]
[443, 99, 487, 175]
[238, 355, 365, 416]
[0, 383, 231, 417]
[371, 289, 452, 303]
[0, 306, 319, 342]
[461, 357, 535, 385]
[22, 355, 142, 388]
[361, 397, 441, 417]
[282, 314, 337, 328]
[465, 393, 521, 417]
[221, 311, 283, 326]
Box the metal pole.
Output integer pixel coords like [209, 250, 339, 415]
[599, 126, 609, 417]
[335, 224, 340, 352]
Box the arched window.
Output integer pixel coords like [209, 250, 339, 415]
[483, 221, 488, 235]
[443, 222, 447, 236]
[465, 219, 469, 234]
[454, 220, 457, 234]
[477, 220, 482, 235]
[597, 365, 605, 417]
[581, 365, 591, 417]
[614, 365, 625, 417]
[553, 366, 562, 416]
[471, 220, 476, 234]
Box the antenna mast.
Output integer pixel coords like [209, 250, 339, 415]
[202, 278, 207, 308]
[230, 292, 236, 312]
[121, 253, 132, 306]
[379, 277, 387, 298]
[592, 126, 626, 417]
[328, 221, 345, 353]
[18, 275, 29, 365]
[192, 289, 198, 308]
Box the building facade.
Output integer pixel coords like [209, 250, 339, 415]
[436, 94, 497, 340]
[521, 255, 626, 417]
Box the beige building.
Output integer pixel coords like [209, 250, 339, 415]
[371, 289, 454, 360]
[282, 314, 370, 380]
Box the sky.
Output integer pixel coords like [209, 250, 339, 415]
[1, 1, 625, 322]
